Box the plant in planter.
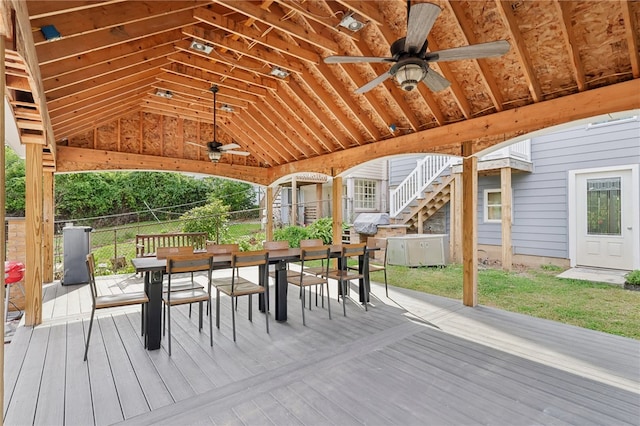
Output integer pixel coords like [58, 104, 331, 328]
[624, 269, 640, 291]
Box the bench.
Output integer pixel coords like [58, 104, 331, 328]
[135, 232, 208, 258]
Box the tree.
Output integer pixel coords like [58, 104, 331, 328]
[5, 148, 25, 216]
[180, 198, 230, 242]
[206, 178, 256, 213]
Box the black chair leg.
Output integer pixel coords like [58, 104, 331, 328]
[301, 286, 306, 326]
[83, 308, 96, 361]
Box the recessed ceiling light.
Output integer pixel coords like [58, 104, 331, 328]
[270, 67, 289, 79]
[190, 39, 213, 54]
[339, 13, 365, 32]
[220, 104, 234, 113]
[155, 89, 173, 99]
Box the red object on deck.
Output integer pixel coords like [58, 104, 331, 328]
[5, 261, 25, 284]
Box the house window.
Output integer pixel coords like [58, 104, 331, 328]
[484, 189, 502, 222]
[354, 178, 377, 210]
[587, 177, 621, 235]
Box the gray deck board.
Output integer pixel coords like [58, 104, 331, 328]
[4, 276, 639, 426]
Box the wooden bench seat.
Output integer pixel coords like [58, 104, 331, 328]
[135, 232, 207, 258]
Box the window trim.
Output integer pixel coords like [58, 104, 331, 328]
[353, 178, 378, 211]
[484, 188, 503, 223]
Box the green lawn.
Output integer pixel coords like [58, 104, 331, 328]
[374, 264, 640, 340]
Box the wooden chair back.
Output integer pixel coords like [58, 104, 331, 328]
[166, 252, 212, 274]
[263, 240, 289, 251]
[85, 253, 98, 303]
[232, 250, 269, 268]
[300, 239, 323, 248]
[341, 243, 367, 263]
[300, 245, 331, 276]
[366, 237, 388, 263]
[206, 243, 239, 255]
[157, 246, 193, 259]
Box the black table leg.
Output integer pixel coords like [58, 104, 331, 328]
[144, 270, 163, 350]
[358, 254, 371, 303]
[274, 260, 287, 321]
[258, 264, 266, 312]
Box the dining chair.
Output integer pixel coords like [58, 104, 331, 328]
[163, 252, 213, 356]
[286, 245, 331, 325]
[212, 250, 269, 342]
[324, 243, 368, 316]
[157, 246, 202, 319]
[349, 237, 388, 297]
[84, 253, 149, 361]
[207, 243, 241, 313]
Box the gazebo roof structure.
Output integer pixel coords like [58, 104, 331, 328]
[1, 0, 639, 183]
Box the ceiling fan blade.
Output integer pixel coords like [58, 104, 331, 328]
[422, 69, 451, 92]
[227, 150, 250, 156]
[324, 55, 395, 64]
[186, 141, 206, 149]
[355, 70, 393, 94]
[219, 143, 240, 151]
[405, 3, 441, 53]
[425, 40, 510, 62]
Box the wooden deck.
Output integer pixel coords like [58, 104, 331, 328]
[4, 271, 640, 426]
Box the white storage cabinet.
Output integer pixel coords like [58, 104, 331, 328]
[387, 234, 449, 267]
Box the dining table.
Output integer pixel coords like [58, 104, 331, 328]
[131, 244, 374, 351]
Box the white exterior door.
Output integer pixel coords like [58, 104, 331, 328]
[573, 166, 638, 270]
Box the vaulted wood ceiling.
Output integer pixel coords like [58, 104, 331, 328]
[3, 0, 640, 183]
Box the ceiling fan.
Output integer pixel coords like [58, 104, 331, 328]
[188, 85, 250, 162]
[324, 1, 510, 94]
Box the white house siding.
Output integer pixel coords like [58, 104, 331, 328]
[477, 117, 640, 260]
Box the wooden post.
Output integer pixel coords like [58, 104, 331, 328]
[1, 31, 6, 409]
[25, 143, 43, 326]
[462, 147, 478, 307]
[291, 176, 297, 226]
[450, 173, 463, 263]
[501, 167, 513, 271]
[315, 183, 323, 219]
[43, 171, 55, 282]
[332, 176, 343, 245]
[417, 210, 424, 234]
[265, 186, 274, 241]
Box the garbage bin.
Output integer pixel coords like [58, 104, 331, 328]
[62, 225, 92, 285]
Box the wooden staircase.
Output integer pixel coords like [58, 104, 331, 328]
[398, 174, 455, 232]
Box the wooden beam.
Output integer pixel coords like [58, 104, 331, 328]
[269, 80, 640, 180]
[55, 146, 271, 185]
[501, 167, 512, 272]
[316, 183, 323, 218]
[495, 0, 543, 102]
[25, 143, 43, 326]
[332, 176, 343, 246]
[462, 147, 477, 307]
[621, 0, 640, 78]
[215, 0, 339, 53]
[554, 0, 586, 91]
[291, 175, 297, 226]
[42, 171, 55, 282]
[266, 186, 274, 241]
[450, 173, 463, 263]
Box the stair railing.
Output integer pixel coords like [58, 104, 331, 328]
[389, 155, 456, 217]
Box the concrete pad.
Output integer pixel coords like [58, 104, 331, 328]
[557, 267, 628, 285]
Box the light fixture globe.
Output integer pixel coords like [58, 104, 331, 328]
[208, 150, 222, 162]
[394, 62, 427, 91]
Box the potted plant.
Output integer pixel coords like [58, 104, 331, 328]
[624, 270, 640, 291]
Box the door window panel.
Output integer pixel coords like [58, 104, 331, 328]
[586, 177, 621, 235]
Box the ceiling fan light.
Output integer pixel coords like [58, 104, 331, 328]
[395, 63, 427, 91]
[208, 151, 222, 162]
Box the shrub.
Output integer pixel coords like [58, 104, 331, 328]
[306, 217, 334, 244]
[180, 199, 230, 242]
[624, 270, 640, 285]
[273, 226, 309, 248]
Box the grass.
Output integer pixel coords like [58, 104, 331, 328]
[373, 264, 640, 340]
